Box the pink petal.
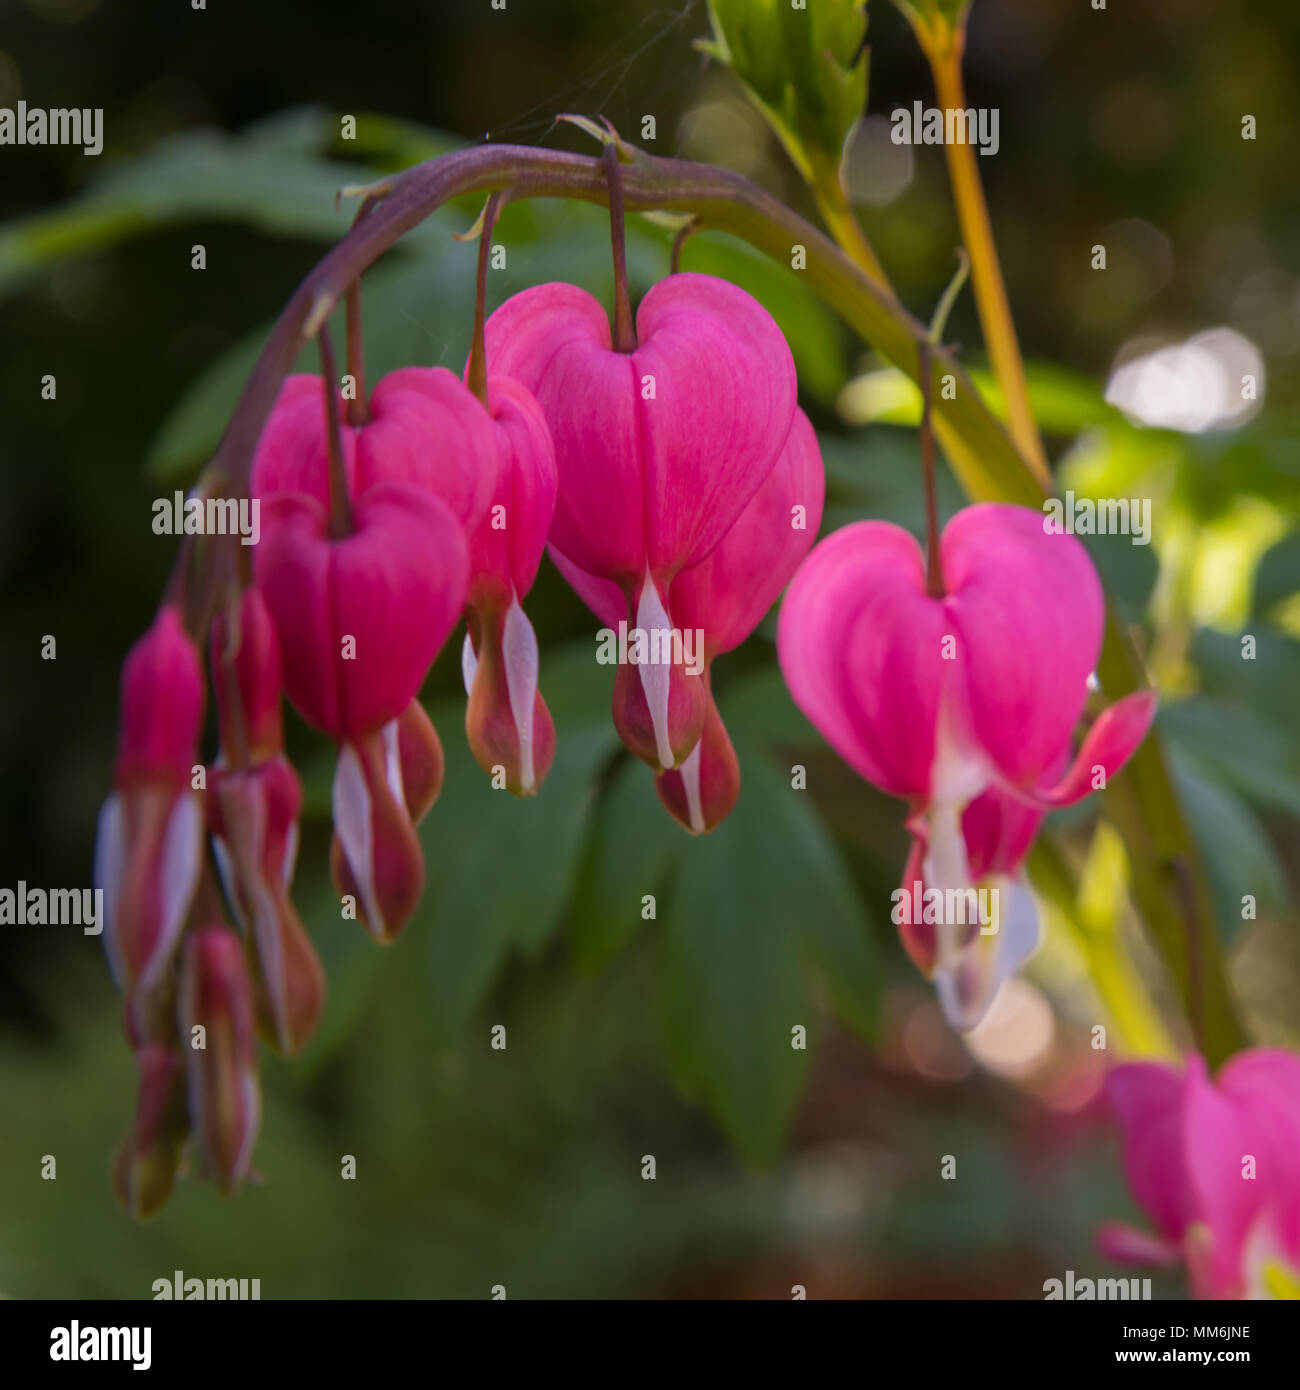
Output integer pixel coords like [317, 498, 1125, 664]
[250, 374, 358, 507]
[255, 481, 468, 741]
[942, 503, 1104, 790]
[1027, 690, 1159, 807]
[485, 273, 796, 588]
[465, 376, 558, 606]
[358, 366, 498, 532]
[669, 407, 825, 656]
[1106, 1060, 1197, 1245]
[961, 786, 1046, 880]
[549, 544, 626, 631]
[778, 521, 951, 799]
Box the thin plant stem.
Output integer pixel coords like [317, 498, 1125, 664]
[918, 341, 944, 598]
[929, 43, 1049, 485]
[317, 324, 353, 538]
[603, 143, 636, 352]
[466, 191, 506, 408]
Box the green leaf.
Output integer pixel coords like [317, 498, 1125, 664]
[1191, 627, 1300, 731]
[569, 754, 684, 971]
[1166, 747, 1289, 944]
[714, 663, 821, 749]
[416, 646, 619, 1038]
[147, 251, 475, 479]
[1252, 530, 1300, 618]
[819, 426, 966, 536]
[0, 110, 371, 298]
[658, 747, 875, 1166]
[1161, 697, 1300, 818]
[838, 361, 1130, 438]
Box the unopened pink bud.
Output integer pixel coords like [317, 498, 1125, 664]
[211, 587, 283, 763]
[96, 784, 204, 993]
[115, 606, 204, 787]
[464, 376, 558, 609]
[179, 924, 261, 1192]
[208, 758, 325, 1056]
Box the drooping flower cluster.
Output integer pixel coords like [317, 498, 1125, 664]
[95, 229, 818, 1210]
[95, 145, 1175, 1217]
[94, 343, 564, 1208]
[778, 503, 1157, 1029]
[1101, 1049, 1300, 1299]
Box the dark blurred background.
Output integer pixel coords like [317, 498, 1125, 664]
[2, 0, 1298, 1298]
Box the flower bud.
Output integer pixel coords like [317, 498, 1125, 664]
[209, 758, 324, 1055]
[112, 1044, 189, 1220]
[114, 606, 205, 788]
[211, 587, 283, 763]
[97, 607, 206, 995]
[179, 924, 261, 1193]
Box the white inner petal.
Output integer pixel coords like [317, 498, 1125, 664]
[921, 798, 971, 972]
[501, 594, 540, 791]
[92, 794, 126, 987]
[144, 793, 204, 994]
[250, 880, 288, 1051]
[332, 744, 385, 937]
[636, 568, 676, 770]
[382, 717, 405, 806]
[934, 873, 1041, 1033]
[461, 631, 478, 699]
[678, 739, 705, 833]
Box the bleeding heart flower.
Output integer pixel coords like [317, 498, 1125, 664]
[1101, 1049, 1300, 1299]
[250, 368, 497, 533]
[95, 607, 206, 995]
[179, 923, 262, 1193]
[485, 271, 797, 769]
[778, 502, 1157, 1027]
[253, 481, 468, 743]
[555, 408, 824, 832]
[459, 376, 558, 795]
